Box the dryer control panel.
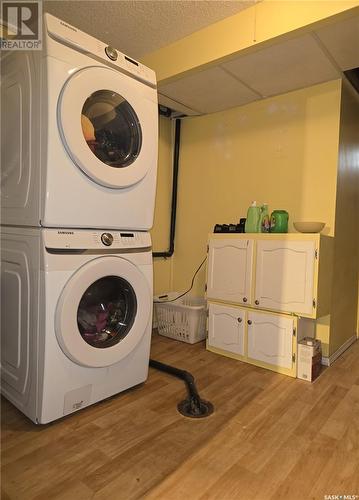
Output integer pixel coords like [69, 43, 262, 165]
[45, 13, 156, 88]
[43, 229, 151, 251]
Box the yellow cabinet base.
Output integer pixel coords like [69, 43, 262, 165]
[206, 343, 297, 378]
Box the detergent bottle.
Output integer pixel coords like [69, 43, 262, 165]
[270, 210, 289, 233]
[260, 203, 270, 233]
[244, 201, 262, 233]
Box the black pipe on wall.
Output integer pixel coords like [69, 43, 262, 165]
[153, 118, 181, 258]
[150, 112, 215, 419]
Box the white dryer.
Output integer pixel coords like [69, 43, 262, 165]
[1, 226, 153, 424]
[1, 13, 158, 230]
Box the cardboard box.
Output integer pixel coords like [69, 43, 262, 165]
[297, 338, 322, 382]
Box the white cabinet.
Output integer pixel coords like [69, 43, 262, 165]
[207, 233, 332, 319]
[207, 238, 254, 305]
[208, 302, 245, 356]
[247, 310, 294, 370]
[254, 239, 315, 316]
[207, 302, 299, 377]
[206, 233, 333, 377]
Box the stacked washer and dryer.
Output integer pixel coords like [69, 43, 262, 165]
[1, 14, 158, 423]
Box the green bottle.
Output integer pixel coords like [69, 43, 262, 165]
[260, 203, 270, 233]
[245, 201, 262, 233]
[270, 210, 289, 233]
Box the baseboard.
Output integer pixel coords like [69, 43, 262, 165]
[321, 335, 357, 366]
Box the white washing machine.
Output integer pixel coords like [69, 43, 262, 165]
[1, 226, 153, 424]
[1, 13, 158, 230]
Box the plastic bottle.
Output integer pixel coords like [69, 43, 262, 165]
[260, 203, 270, 233]
[270, 210, 289, 233]
[244, 201, 262, 233]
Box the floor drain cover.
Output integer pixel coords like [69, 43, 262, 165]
[177, 399, 214, 418]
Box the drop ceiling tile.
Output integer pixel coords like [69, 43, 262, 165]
[158, 66, 259, 114]
[158, 93, 200, 116]
[315, 15, 359, 71]
[222, 34, 340, 97]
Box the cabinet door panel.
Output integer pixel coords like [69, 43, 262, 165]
[247, 311, 293, 369]
[255, 240, 315, 315]
[208, 303, 245, 356]
[207, 239, 253, 305]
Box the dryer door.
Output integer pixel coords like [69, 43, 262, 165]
[58, 66, 157, 188]
[55, 256, 151, 368]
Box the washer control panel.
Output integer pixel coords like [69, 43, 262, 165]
[44, 229, 151, 250]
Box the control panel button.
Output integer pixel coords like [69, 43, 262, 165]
[105, 46, 118, 61]
[101, 232, 114, 246]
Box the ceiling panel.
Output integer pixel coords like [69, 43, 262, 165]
[159, 66, 259, 114]
[44, 0, 257, 59]
[222, 34, 340, 97]
[158, 93, 200, 116]
[315, 15, 359, 71]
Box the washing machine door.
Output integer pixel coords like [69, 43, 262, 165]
[55, 256, 151, 368]
[58, 66, 157, 189]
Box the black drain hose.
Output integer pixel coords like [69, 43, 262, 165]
[149, 359, 214, 418]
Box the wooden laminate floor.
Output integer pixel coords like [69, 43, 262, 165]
[1, 333, 359, 500]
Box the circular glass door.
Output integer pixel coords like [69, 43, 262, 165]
[58, 66, 156, 188]
[77, 275, 137, 348]
[81, 90, 142, 169]
[55, 256, 151, 368]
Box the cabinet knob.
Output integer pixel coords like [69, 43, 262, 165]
[243, 297, 247, 303]
[247, 320, 252, 325]
[255, 300, 259, 305]
[237, 317, 242, 323]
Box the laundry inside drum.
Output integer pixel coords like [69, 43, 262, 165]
[81, 89, 142, 168]
[77, 275, 137, 348]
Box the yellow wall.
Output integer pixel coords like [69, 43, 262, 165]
[167, 81, 340, 285]
[148, 1, 359, 359]
[330, 81, 359, 354]
[152, 80, 343, 354]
